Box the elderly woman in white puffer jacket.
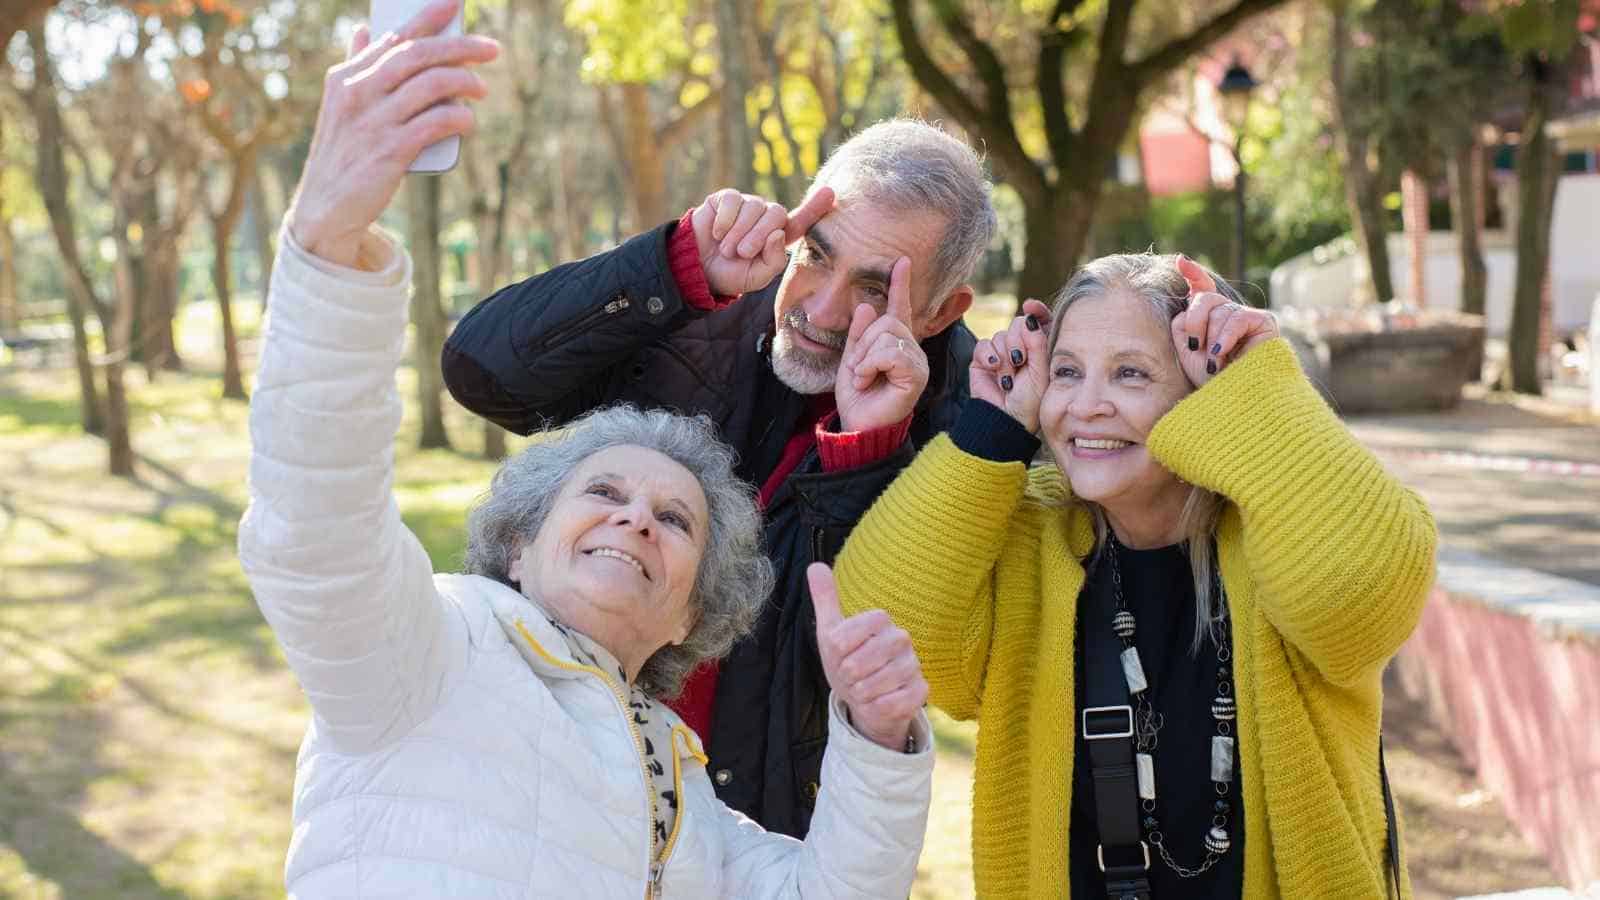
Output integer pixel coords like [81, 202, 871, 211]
[238, 3, 934, 897]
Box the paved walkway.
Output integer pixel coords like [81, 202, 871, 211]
[1347, 389, 1600, 587]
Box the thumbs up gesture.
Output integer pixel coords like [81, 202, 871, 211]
[809, 562, 928, 752]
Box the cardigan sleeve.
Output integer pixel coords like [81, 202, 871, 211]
[1147, 338, 1438, 687]
[833, 432, 1032, 720]
[237, 226, 469, 753]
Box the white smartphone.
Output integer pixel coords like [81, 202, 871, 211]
[368, 0, 463, 174]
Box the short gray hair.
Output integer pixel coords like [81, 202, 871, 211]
[1048, 252, 1243, 657]
[463, 405, 774, 699]
[813, 118, 996, 309]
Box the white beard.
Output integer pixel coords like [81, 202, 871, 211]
[770, 326, 840, 395]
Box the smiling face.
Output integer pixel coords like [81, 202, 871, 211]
[769, 195, 960, 394]
[1038, 290, 1195, 535]
[509, 444, 709, 674]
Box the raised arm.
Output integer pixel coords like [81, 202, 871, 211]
[237, 2, 498, 753]
[1148, 339, 1436, 687]
[1150, 259, 1436, 686]
[442, 188, 833, 433]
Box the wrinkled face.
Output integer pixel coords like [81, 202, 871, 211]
[770, 194, 948, 394]
[1038, 291, 1194, 515]
[510, 445, 709, 659]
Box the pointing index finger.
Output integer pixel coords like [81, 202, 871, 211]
[886, 256, 914, 326]
[1176, 253, 1218, 297]
[784, 186, 835, 243]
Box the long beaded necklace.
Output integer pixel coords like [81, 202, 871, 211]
[1105, 533, 1236, 878]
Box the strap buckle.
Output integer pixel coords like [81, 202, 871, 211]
[1082, 704, 1134, 740]
[1097, 840, 1151, 872]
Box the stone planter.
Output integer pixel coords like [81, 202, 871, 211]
[1281, 312, 1486, 415]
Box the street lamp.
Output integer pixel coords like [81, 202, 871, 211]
[1217, 57, 1258, 287]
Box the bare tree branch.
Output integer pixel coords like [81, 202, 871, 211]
[1131, 0, 1289, 82]
[890, 0, 1046, 197]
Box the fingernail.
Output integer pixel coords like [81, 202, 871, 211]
[1000, 375, 1014, 391]
[1010, 349, 1024, 366]
[1187, 337, 1199, 352]
[988, 355, 999, 365]
[1025, 315, 1039, 332]
[1211, 343, 1222, 355]
[1206, 359, 1217, 375]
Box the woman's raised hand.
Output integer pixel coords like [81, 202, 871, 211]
[285, 0, 499, 268]
[970, 298, 1053, 433]
[1171, 255, 1279, 388]
[809, 563, 928, 753]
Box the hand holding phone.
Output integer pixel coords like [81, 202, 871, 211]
[283, 0, 497, 268]
[369, 0, 464, 173]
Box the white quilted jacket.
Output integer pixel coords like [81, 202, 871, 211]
[238, 228, 935, 899]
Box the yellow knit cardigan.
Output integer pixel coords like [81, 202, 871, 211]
[835, 339, 1437, 899]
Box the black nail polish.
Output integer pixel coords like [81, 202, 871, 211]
[1188, 337, 1199, 352]
[1025, 315, 1039, 332]
[989, 355, 999, 365]
[1010, 349, 1024, 366]
[1206, 359, 1217, 375]
[1211, 342, 1222, 355]
[1000, 375, 1014, 391]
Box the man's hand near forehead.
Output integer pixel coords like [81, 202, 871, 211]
[690, 187, 835, 298]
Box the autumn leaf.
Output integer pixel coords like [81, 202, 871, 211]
[179, 78, 212, 103]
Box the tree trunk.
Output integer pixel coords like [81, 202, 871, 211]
[1448, 139, 1487, 319]
[1508, 69, 1559, 396]
[105, 231, 139, 476]
[23, 23, 104, 436]
[714, 0, 756, 194]
[408, 175, 452, 450]
[1401, 168, 1428, 306]
[1330, 2, 1394, 304]
[621, 84, 669, 229]
[1015, 184, 1094, 307]
[250, 162, 276, 301]
[212, 150, 256, 401]
[0, 210, 19, 334]
[146, 237, 183, 372]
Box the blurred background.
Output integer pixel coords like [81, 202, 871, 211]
[2, 1, 1599, 898]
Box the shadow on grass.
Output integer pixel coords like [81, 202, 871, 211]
[0, 635, 186, 900]
[0, 388, 83, 433]
[0, 766, 186, 899]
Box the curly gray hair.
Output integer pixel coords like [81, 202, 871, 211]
[463, 405, 774, 699]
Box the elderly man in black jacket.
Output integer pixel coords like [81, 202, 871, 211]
[442, 118, 995, 838]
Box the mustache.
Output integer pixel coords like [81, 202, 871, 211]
[780, 308, 847, 351]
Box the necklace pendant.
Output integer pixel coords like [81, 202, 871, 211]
[1205, 825, 1232, 854]
[1120, 647, 1148, 694]
[1112, 610, 1136, 640]
[1136, 752, 1156, 800]
[1212, 695, 1236, 722]
[1211, 735, 1235, 782]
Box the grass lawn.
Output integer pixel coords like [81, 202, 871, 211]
[0, 297, 986, 899]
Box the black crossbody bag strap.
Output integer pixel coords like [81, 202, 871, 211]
[1381, 736, 1404, 898]
[1082, 573, 1153, 900]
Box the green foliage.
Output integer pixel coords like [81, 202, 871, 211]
[1482, 0, 1583, 56]
[564, 0, 695, 83]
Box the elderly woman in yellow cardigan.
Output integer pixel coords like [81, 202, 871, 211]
[831, 252, 1436, 899]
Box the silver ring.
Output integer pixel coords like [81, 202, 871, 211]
[896, 338, 907, 353]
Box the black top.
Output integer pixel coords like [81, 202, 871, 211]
[1070, 541, 1244, 900]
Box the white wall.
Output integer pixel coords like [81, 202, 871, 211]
[1270, 173, 1600, 337]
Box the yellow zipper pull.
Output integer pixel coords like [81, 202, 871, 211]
[648, 860, 664, 898]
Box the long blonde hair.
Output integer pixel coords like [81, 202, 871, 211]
[1046, 252, 1242, 655]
